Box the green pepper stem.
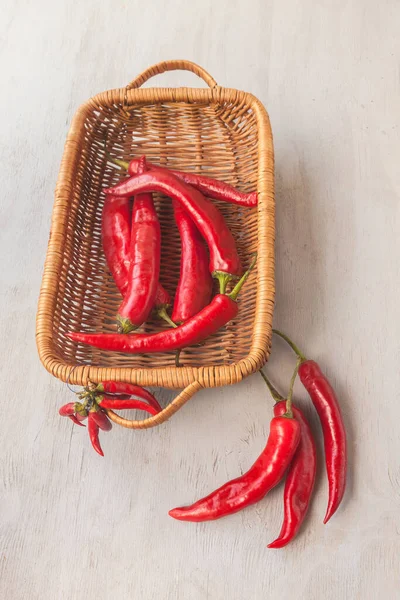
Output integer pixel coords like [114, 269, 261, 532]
[285, 357, 301, 418]
[228, 253, 257, 301]
[103, 139, 129, 171]
[175, 350, 182, 367]
[157, 307, 178, 328]
[259, 370, 285, 403]
[272, 329, 307, 361]
[116, 315, 138, 334]
[213, 271, 232, 295]
[112, 157, 129, 170]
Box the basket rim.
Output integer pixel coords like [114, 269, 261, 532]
[36, 82, 275, 389]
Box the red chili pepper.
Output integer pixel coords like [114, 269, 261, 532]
[59, 402, 77, 417]
[273, 330, 347, 523]
[268, 401, 317, 548]
[75, 412, 87, 424]
[172, 200, 212, 323]
[59, 402, 86, 427]
[67, 255, 255, 353]
[298, 360, 346, 523]
[99, 396, 159, 415]
[169, 415, 300, 522]
[102, 195, 132, 296]
[87, 412, 104, 456]
[114, 157, 257, 207]
[97, 381, 162, 412]
[105, 170, 242, 293]
[68, 295, 235, 353]
[102, 193, 169, 314]
[116, 192, 161, 333]
[91, 409, 112, 431]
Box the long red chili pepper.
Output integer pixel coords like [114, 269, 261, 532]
[268, 401, 316, 548]
[273, 329, 347, 523]
[99, 396, 159, 415]
[102, 194, 132, 296]
[96, 381, 162, 412]
[260, 371, 317, 548]
[67, 256, 255, 353]
[116, 192, 161, 333]
[113, 157, 257, 207]
[172, 200, 212, 323]
[169, 416, 300, 522]
[102, 193, 169, 314]
[105, 170, 242, 293]
[87, 412, 104, 456]
[68, 295, 236, 353]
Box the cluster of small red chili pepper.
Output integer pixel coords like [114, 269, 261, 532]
[59, 381, 162, 456]
[67, 155, 258, 355]
[169, 331, 347, 548]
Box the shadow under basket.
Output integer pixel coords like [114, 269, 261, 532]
[36, 60, 275, 429]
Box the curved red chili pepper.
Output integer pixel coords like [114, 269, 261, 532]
[105, 170, 242, 293]
[298, 360, 347, 523]
[116, 192, 161, 333]
[59, 402, 76, 417]
[116, 157, 258, 207]
[91, 410, 112, 431]
[67, 257, 255, 353]
[268, 401, 317, 548]
[69, 414, 85, 426]
[59, 402, 86, 427]
[98, 382, 162, 412]
[87, 413, 104, 456]
[68, 294, 236, 353]
[172, 200, 212, 323]
[75, 412, 87, 425]
[99, 396, 159, 415]
[169, 416, 300, 522]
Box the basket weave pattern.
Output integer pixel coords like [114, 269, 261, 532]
[36, 61, 275, 427]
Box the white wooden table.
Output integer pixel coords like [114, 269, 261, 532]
[1, 1, 399, 598]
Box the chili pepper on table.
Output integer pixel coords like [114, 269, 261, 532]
[273, 329, 347, 523]
[95, 381, 162, 412]
[104, 169, 242, 294]
[67, 255, 256, 354]
[112, 157, 258, 207]
[172, 200, 212, 324]
[116, 191, 161, 333]
[169, 414, 300, 522]
[260, 371, 317, 549]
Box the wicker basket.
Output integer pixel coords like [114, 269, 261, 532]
[36, 60, 275, 429]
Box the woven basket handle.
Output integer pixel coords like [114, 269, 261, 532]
[126, 60, 218, 90]
[105, 380, 203, 429]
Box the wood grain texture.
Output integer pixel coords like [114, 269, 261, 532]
[1, 0, 399, 598]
